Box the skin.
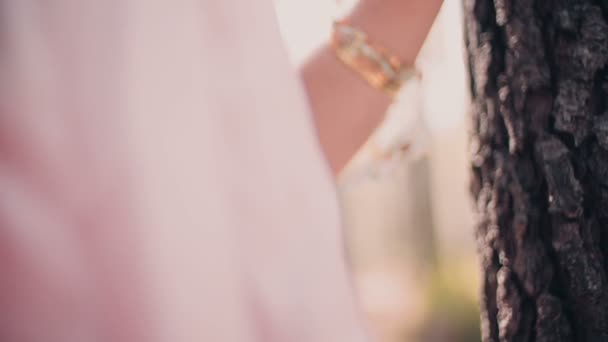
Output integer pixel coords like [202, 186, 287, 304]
[300, 0, 444, 173]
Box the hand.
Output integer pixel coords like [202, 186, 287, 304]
[300, 0, 443, 173]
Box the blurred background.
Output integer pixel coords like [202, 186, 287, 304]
[275, 1, 480, 341]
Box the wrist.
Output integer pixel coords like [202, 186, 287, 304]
[345, 0, 443, 64]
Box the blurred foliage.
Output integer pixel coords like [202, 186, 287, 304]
[413, 258, 481, 342]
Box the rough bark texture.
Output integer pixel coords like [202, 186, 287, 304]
[464, 0, 608, 340]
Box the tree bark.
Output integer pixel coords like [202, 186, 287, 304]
[464, 0, 608, 340]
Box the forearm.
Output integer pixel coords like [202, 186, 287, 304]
[300, 0, 443, 173]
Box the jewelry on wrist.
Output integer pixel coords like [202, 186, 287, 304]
[331, 20, 419, 99]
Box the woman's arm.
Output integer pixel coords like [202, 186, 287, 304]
[301, 0, 443, 173]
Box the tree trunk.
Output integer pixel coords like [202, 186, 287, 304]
[464, 0, 608, 340]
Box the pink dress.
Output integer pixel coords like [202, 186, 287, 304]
[0, 0, 369, 341]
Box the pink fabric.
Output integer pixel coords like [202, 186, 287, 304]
[0, 1, 369, 341]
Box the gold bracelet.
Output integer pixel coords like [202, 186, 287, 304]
[331, 21, 419, 99]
